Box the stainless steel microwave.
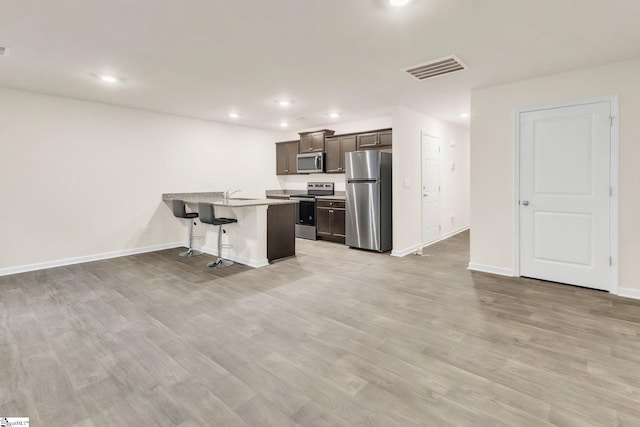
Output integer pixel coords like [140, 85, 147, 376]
[297, 152, 324, 174]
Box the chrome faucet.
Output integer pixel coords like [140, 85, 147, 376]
[224, 189, 240, 202]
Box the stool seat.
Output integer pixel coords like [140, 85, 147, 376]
[198, 202, 238, 269]
[171, 199, 202, 257]
[210, 217, 237, 226]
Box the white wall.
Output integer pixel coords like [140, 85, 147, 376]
[391, 105, 470, 256]
[277, 115, 393, 192]
[470, 57, 640, 295]
[0, 88, 281, 273]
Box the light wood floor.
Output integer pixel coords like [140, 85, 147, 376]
[1, 231, 640, 426]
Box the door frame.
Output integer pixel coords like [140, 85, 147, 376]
[513, 95, 619, 294]
[421, 131, 441, 247]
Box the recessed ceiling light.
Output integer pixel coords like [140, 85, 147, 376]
[279, 121, 289, 127]
[228, 112, 239, 119]
[276, 100, 293, 107]
[460, 113, 470, 118]
[328, 112, 340, 119]
[99, 75, 119, 83]
[390, 0, 410, 6]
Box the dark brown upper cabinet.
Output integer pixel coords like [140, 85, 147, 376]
[275, 140, 299, 175]
[356, 129, 392, 150]
[325, 135, 357, 173]
[298, 129, 335, 153]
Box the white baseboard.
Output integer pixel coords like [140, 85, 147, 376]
[440, 226, 469, 241]
[391, 243, 423, 257]
[616, 287, 640, 301]
[0, 242, 185, 277]
[199, 245, 269, 269]
[467, 263, 515, 277]
[391, 226, 470, 257]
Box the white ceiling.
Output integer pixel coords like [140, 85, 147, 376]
[1, 0, 640, 131]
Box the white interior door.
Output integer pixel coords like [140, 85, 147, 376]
[519, 101, 611, 290]
[421, 133, 440, 246]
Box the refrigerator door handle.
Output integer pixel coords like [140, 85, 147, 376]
[347, 179, 377, 184]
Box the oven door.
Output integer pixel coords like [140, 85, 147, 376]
[291, 197, 316, 226]
[290, 196, 317, 240]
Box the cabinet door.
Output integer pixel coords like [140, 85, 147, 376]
[300, 132, 326, 152]
[357, 132, 379, 149]
[332, 209, 346, 239]
[276, 143, 288, 175]
[310, 132, 325, 152]
[285, 141, 298, 174]
[341, 136, 357, 171]
[325, 137, 341, 173]
[327, 136, 356, 173]
[378, 130, 392, 147]
[316, 207, 332, 236]
[299, 134, 313, 153]
[276, 141, 298, 175]
[267, 204, 295, 262]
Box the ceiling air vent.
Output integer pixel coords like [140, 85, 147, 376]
[405, 56, 466, 81]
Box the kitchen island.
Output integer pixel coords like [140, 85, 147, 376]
[163, 192, 297, 267]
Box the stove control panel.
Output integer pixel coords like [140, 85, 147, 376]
[307, 182, 334, 196]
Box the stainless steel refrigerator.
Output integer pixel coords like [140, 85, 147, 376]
[345, 151, 392, 252]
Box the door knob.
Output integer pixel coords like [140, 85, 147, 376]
[522, 200, 529, 206]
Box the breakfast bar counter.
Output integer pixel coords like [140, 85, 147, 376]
[163, 192, 297, 267]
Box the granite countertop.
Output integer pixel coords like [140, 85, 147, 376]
[316, 195, 345, 200]
[163, 192, 297, 207]
[264, 194, 292, 200]
[265, 189, 301, 198]
[266, 189, 346, 201]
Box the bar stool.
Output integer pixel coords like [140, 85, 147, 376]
[197, 202, 238, 269]
[172, 199, 202, 257]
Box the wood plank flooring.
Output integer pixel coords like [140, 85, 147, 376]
[1, 231, 640, 426]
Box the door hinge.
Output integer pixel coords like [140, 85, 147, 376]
[439, 185, 441, 192]
[609, 256, 613, 266]
[610, 187, 613, 196]
[439, 225, 441, 231]
[609, 116, 613, 127]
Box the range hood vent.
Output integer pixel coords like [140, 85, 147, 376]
[405, 56, 465, 80]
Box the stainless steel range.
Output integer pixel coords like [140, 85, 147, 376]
[289, 182, 334, 240]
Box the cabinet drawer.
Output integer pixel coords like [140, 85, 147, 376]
[317, 199, 345, 209]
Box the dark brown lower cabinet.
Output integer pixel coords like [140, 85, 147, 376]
[316, 199, 346, 243]
[267, 203, 295, 262]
